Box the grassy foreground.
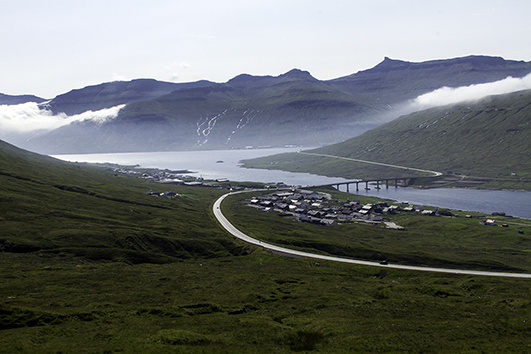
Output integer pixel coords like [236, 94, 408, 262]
[3, 247, 531, 353]
[2, 140, 531, 352]
[4, 184, 531, 353]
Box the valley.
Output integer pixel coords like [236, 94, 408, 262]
[1, 54, 531, 353]
[2, 138, 531, 352]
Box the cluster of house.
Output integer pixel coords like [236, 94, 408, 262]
[145, 190, 180, 198]
[247, 189, 413, 227]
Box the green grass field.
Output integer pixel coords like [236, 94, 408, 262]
[2, 140, 531, 353]
[3, 248, 531, 353]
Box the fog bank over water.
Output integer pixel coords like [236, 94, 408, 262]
[0, 102, 124, 137]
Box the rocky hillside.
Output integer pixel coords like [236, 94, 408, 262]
[0, 139, 245, 261]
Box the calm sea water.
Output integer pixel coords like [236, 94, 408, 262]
[53, 148, 531, 219]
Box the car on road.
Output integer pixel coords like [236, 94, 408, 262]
[380, 260, 388, 265]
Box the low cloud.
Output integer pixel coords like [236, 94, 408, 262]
[0, 103, 125, 136]
[410, 72, 531, 110]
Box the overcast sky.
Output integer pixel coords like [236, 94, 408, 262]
[2, 0, 531, 99]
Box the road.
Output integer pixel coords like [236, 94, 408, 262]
[298, 151, 443, 176]
[213, 191, 531, 278]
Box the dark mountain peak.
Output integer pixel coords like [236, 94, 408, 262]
[370, 57, 411, 72]
[350, 55, 523, 77]
[47, 78, 214, 115]
[279, 68, 317, 81]
[227, 73, 274, 86]
[331, 55, 531, 95]
[414, 55, 514, 71]
[226, 70, 318, 90]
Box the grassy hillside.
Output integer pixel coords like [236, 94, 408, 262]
[243, 89, 531, 189]
[0, 139, 245, 262]
[2, 140, 531, 353]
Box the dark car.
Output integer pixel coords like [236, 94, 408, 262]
[380, 260, 388, 265]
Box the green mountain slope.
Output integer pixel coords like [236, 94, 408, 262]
[0, 139, 245, 262]
[317, 89, 531, 176]
[243, 89, 531, 189]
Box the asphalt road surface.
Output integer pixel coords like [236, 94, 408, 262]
[298, 151, 443, 176]
[213, 191, 531, 279]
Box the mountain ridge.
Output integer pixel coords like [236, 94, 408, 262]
[46, 78, 215, 115]
[0, 93, 46, 105]
[7, 55, 531, 154]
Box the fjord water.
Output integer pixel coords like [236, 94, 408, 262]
[53, 148, 350, 187]
[337, 184, 531, 220]
[54, 148, 531, 219]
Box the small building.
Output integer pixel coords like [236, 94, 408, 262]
[274, 202, 290, 211]
[320, 219, 338, 226]
[296, 214, 312, 223]
[184, 181, 203, 186]
[275, 192, 293, 198]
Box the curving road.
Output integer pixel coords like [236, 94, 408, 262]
[213, 191, 531, 278]
[298, 151, 443, 176]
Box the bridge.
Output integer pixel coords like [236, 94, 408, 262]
[296, 151, 443, 192]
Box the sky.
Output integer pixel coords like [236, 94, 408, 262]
[2, 0, 531, 99]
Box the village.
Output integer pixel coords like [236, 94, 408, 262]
[241, 189, 452, 229]
[109, 165, 511, 231]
